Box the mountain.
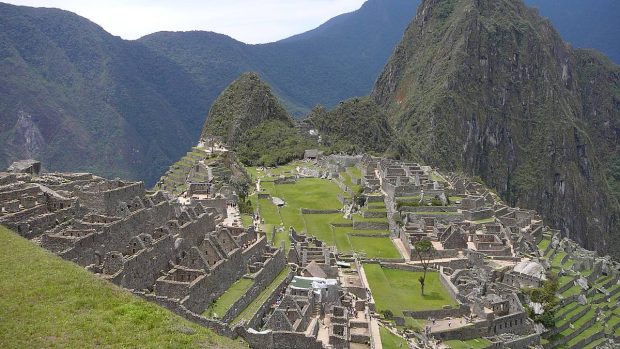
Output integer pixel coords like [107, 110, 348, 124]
[307, 97, 394, 154]
[1, 0, 618, 187]
[201, 72, 293, 144]
[525, 0, 620, 64]
[202, 73, 314, 167]
[372, 0, 620, 258]
[0, 0, 416, 185]
[0, 3, 202, 183]
[139, 0, 418, 116]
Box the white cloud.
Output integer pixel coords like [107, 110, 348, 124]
[3, 0, 367, 43]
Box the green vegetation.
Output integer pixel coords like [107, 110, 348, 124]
[201, 73, 292, 141]
[445, 338, 492, 349]
[236, 120, 317, 167]
[364, 264, 458, 316]
[413, 239, 436, 295]
[233, 267, 290, 325]
[348, 236, 401, 259]
[204, 278, 253, 319]
[0, 226, 246, 348]
[273, 179, 343, 210]
[200, 73, 318, 168]
[374, 0, 620, 261]
[308, 97, 394, 154]
[251, 171, 399, 259]
[523, 275, 559, 328]
[379, 326, 408, 349]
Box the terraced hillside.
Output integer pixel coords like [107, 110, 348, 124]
[536, 233, 620, 348]
[0, 225, 247, 349]
[155, 146, 246, 198]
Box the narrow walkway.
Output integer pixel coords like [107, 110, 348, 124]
[222, 205, 241, 227]
[369, 316, 383, 349]
[355, 261, 383, 349]
[392, 238, 411, 262]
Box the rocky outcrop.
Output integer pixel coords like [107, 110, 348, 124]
[372, 0, 620, 258]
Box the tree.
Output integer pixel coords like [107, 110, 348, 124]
[414, 239, 435, 295]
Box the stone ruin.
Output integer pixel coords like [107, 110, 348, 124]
[3, 155, 619, 349]
[0, 163, 287, 343]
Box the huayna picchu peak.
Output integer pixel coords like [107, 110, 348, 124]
[200, 72, 293, 145]
[373, 0, 620, 260]
[1, 0, 619, 348]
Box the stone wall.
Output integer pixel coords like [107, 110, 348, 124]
[400, 206, 458, 213]
[439, 268, 460, 302]
[182, 236, 269, 313]
[545, 315, 599, 348]
[353, 221, 389, 230]
[503, 333, 541, 349]
[76, 182, 145, 215]
[221, 248, 287, 323]
[272, 331, 324, 349]
[362, 210, 387, 218]
[301, 208, 342, 215]
[133, 290, 237, 339]
[245, 272, 294, 330]
[111, 234, 176, 291]
[365, 195, 384, 203]
[431, 321, 488, 341]
[61, 201, 175, 266]
[403, 304, 469, 320]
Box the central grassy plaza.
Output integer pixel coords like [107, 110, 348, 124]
[248, 165, 401, 260]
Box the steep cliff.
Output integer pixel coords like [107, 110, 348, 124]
[373, 0, 620, 257]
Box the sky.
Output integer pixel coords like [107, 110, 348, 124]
[3, 0, 368, 43]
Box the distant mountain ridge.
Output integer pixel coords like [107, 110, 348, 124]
[0, 0, 416, 185]
[139, 0, 418, 116]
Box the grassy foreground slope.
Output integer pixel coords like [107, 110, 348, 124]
[0, 226, 247, 349]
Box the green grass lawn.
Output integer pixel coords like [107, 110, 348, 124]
[364, 264, 458, 316]
[348, 236, 400, 259]
[348, 166, 362, 180]
[258, 198, 281, 226]
[340, 171, 361, 192]
[367, 201, 387, 210]
[0, 226, 246, 349]
[274, 178, 343, 210]
[445, 338, 492, 349]
[551, 252, 567, 268]
[303, 213, 350, 244]
[278, 205, 305, 232]
[241, 215, 254, 228]
[253, 170, 398, 258]
[233, 267, 290, 325]
[204, 278, 253, 319]
[537, 238, 551, 252]
[448, 196, 463, 203]
[380, 326, 408, 349]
